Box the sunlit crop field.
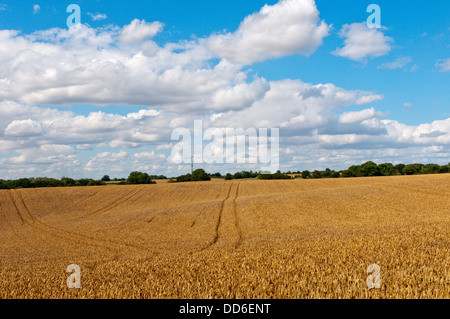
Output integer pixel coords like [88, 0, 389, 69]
[0, 174, 449, 298]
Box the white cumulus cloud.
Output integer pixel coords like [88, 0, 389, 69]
[333, 23, 393, 61]
[206, 0, 330, 65]
[119, 19, 163, 43]
[4, 119, 42, 137]
[355, 94, 384, 105]
[339, 108, 387, 124]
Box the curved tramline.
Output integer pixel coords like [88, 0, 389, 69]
[83, 186, 148, 218]
[233, 183, 243, 249]
[8, 190, 145, 256]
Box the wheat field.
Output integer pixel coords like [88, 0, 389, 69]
[0, 174, 449, 298]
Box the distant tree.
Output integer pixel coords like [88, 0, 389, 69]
[61, 177, 76, 187]
[360, 161, 381, 177]
[87, 180, 106, 186]
[341, 169, 354, 178]
[331, 171, 340, 178]
[10, 178, 32, 188]
[403, 163, 424, 175]
[438, 165, 449, 173]
[28, 177, 62, 188]
[273, 172, 291, 179]
[233, 170, 258, 179]
[192, 169, 211, 181]
[312, 170, 322, 179]
[101, 175, 111, 182]
[175, 174, 192, 182]
[347, 165, 362, 177]
[0, 180, 10, 189]
[378, 163, 395, 176]
[76, 178, 92, 186]
[224, 173, 233, 180]
[321, 168, 332, 178]
[257, 172, 291, 180]
[127, 171, 156, 184]
[241, 171, 252, 179]
[174, 169, 210, 183]
[301, 170, 310, 179]
[233, 172, 243, 179]
[148, 175, 167, 180]
[421, 164, 440, 174]
[394, 164, 406, 175]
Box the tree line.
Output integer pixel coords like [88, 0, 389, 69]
[0, 171, 166, 189]
[1, 162, 448, 189]
[0, 177, 105, 189]
[339, 161, 449, 178]
[169, 169, 211, 183]
[204, 161, 450, 180]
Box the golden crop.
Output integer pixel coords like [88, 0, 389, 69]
[0, 174, 449, 298]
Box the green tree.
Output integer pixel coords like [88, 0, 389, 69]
[347, 165, 362, 177]
[438, 165, 449, 173]
[233, 172, 243, 179]
[403, 163, 424, 175]
[29, 177, 58, 188]
[61, 177, 76, 186]
[341, 169, 355, 178]
[224, 173, 233, 180]
[378, 163, 395, 176]
[0, 180, 10, 189]
[101, 175, 111, 182]
[312, 170, 322, 179]
[321, 168, 332, 178]
[258, 172, 291, 180]
[301, 170, 310, 179]
[421, 164, 440, 174]
[241, 171, 252, 179]
[11, 178, 32, 188]
[192, 169, 211, 181]
[127, 171, 156, 184]
[273, 172, 291, 179]
[76, 178, 92, 186]
[175, 174, 192, 182]
[148, 175, 167, 180]
[87, 180, 106, 186]
[360, 161, 381, 177]
[331, 171, 340, 178]
[394, 164, 406, 175]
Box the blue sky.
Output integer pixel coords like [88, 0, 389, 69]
[0, 0, 449, 178]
